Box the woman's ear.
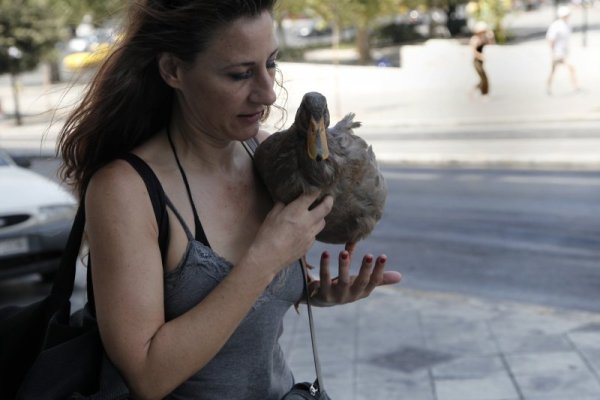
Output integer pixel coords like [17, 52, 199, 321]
[158, 53, 182, 89]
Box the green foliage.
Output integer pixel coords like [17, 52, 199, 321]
[277, 0, 403, 64]
[279, 0, 402, 29]
[0, 0, 65, 74]
[466, 0, 511, 43]
[55, 0, 126, 28]
[0, 0, 125, 76]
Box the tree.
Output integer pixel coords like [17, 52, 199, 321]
[278, 0, 402, 65]
[466, 0, 511, 43]
[0, 0, 64, 125]
[52, 0, 125, 31]
[44, 0, 125, 82]
[0, 0, 126, 125]
[351, 0, 402, 64]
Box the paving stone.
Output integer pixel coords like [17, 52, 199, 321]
[421, 316, 500, 356]
[507, 352, 600, 398]
[434, 374, 518, 400]
[568, 331, 600, 377]
[493, 331, 572, 354]
[355, 364, 434, 400]
[431, 355, 506, 379]
[367, 345, 455, 373]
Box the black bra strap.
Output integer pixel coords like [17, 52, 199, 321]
[242, 136, 260, 159]
[164, 195, 195, 241]
[166, 128, 210, 247]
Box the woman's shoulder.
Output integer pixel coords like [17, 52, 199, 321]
[88, 130, 167, 196]
[86, 158, 152, 212]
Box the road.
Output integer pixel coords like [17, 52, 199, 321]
[308, 165, 600, 313]
[2, 158, 599, 314]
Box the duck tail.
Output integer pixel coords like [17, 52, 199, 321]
[334, 113, 362, 134]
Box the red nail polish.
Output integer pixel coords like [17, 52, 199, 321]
[366, 255, 373, 263]
[322, 251, 329, 259]
[379, 255, 387, 264]
[341, 252, 349, 260]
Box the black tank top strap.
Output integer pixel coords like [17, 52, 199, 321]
[166, 128, 211, 247]
[119, 153, 170, 261]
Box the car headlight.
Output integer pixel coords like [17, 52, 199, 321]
[38, 204, 77, 224]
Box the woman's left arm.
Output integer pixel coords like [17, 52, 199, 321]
[307, 242, 402, 306]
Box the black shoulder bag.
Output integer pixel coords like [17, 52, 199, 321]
[0, 205, 129, 400]
[0, 154, 168, 400]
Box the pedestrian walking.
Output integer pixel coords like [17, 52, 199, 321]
[470, 21, 495, 98]
[56, 0, 401, 399]
[546, 5, 579, 94]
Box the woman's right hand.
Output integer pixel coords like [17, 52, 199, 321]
[249, 190, 333, 275]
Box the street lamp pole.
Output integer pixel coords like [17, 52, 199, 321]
[582, 0, 588, 47]
[8, 46, 23, 126]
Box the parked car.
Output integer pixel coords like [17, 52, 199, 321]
[0, 150, 77, 281]
[63, 28, 120, 71]
[63, 41, 113, 71]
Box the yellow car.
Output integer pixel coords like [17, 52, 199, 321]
[62, 42, 112, 70]
[63, 41, 115, 70]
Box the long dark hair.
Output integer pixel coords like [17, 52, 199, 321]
[58, 0, 278, 199]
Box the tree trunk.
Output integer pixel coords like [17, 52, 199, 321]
[10, 73, 22, 126]
[48, 60, 62, 83]
[356, 26, 372, 65]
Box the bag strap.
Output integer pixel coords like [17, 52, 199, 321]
[47, 204, 86, 307]
[244, 136, 327, 394]
[299, 258, 327, 396]
[47, 154, 171, 314]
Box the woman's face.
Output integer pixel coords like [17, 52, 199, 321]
[174, 11, 278, 143]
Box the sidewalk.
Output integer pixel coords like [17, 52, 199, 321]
[1, 6, 600, 399]
[283, 286, 600, 400]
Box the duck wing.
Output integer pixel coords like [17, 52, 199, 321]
[316, 114, 387, 244]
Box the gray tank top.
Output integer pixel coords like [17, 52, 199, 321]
[163, 201, 304, 399]
[153, 136, 304, 399]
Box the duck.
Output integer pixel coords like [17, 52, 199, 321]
[254, 91, 387, 244]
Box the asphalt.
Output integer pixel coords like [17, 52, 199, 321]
[2, 4, 600, 399]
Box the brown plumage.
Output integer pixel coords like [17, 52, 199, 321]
[254, 92, 387, 244]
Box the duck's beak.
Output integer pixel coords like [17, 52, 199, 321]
[307, 116, 329, 161]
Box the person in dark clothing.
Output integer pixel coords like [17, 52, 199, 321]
[470, 21, 495, 97]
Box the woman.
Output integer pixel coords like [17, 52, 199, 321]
[470, 21, 495, 97]
[58, 1, 401, 399]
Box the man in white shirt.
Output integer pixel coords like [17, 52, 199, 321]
[546, 5, 579, 94]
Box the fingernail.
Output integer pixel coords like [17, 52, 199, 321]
[322, 251, 329, 259]
[341, 251, 349, 260]
[379, 255, 387, 264]
[366, 254, 373, 263]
